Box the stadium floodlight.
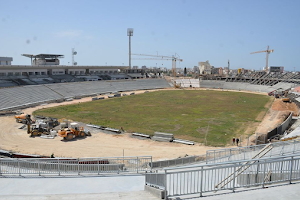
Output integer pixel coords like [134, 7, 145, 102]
[72, 48, 77, 65]
[127, 28, 133, 69]
[127, 28, 133, 36]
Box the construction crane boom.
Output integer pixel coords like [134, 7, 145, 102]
[131, 53, 174, 59]
[250, 45, 274, 72]
[131, 53, 183, 77]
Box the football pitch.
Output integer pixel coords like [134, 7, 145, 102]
[34, 90, 272, 146]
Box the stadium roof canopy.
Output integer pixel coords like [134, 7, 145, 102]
[22, 54, 64, 59]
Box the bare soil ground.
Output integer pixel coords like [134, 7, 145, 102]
[0, 89, 296, 160]
[246, 99, 299, 145]
[0, 115, 216, 160]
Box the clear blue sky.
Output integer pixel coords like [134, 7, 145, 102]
[1, 0, 300, 71]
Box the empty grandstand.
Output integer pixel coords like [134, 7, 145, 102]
[0, 79, 170, 111]
[204, 71, 300, 86]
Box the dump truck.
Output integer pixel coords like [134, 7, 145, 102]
[58, 122, 91, 141]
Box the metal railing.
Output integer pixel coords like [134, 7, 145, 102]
[0, 156, 152, 176]
[150, 156, 205, 169]
[206, 140, 300, 164]
[145, 154, 300, 199]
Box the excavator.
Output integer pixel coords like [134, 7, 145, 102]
[58, 122, 91, 141]
[15, 114, 34, 124]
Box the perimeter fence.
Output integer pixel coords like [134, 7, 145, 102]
[145, 154, 300, 199]
[0, 156, 152, 176]
[150, 156, 205, 169]
[206, 140, 300, 164]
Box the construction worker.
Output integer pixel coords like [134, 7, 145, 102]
[236, 138, 240, 146]
[50, 153, 54, 158]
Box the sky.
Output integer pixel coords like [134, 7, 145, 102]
[1, 0, 300, 71]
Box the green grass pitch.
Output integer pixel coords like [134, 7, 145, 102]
[33, 90, 271, 146]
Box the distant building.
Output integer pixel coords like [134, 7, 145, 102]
[223, 67, 229, 75]
[0, 57, 13, 65]
[193, 66, 199, 73]
[142, 65, 147, 70]
[22, 54, 63, 65]
[132, 66, 138, 69]
[219, 67, 223, 75]
[0, 54, 128, 77]
[270, 66, 284, 73]
[198, 60, 212, 74]
[211, 67, 219, 74]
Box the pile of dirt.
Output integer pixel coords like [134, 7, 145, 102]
[272, 99, 299, 116]
[246, 98, 298, 145]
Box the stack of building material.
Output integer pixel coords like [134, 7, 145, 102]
[105, 127, 121, 133]
[132, 132, 151, 138]
[173, 138, 194, 145]
[152, 132, 174, 142]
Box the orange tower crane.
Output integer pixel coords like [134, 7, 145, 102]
[250, 45, 274, 72]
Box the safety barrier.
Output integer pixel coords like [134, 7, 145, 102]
[150, 156, 204, 169]
[145, 154, 300, 199]
[0, 156, 152, 176]
[206, 139, 300, 164]
[267, 112, 293, 141]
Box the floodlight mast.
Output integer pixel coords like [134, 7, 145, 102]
[72, 48, 77, 65]
[127, 28, 133, 69]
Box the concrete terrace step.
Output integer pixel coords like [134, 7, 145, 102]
[0, 175, 157, 200]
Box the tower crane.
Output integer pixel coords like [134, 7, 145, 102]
[131, 53, 183, 77]
[250, 45, 274, 72]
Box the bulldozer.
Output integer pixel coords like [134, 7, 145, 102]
[58, 122, 91, 141]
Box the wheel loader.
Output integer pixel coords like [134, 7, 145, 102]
[29, 123, 48, 137]
[58, 122, 91, 141]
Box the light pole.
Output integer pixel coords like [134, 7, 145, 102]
[127, 28, 133, 69]
[72, 48, 77, 65]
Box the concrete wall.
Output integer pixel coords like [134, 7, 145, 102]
[267, 112, 293, 141]
[0, 69, 48, 76]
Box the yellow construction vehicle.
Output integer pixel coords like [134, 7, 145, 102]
[15, 114, 29, 123]
[173, 81, 181, 88]
[58, 122, 90, 141]
[30, 123, 48, 137]
[282, 97, 291, 103]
